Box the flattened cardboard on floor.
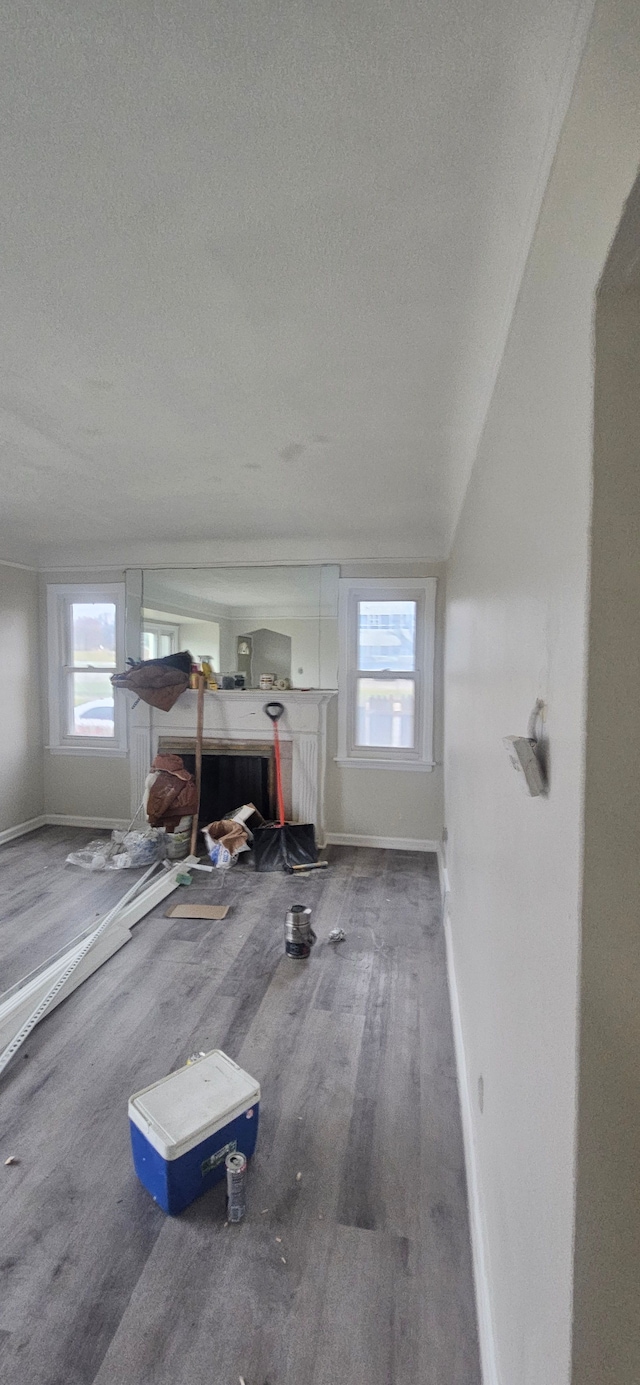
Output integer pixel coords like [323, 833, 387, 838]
[165, 903, 230, 920]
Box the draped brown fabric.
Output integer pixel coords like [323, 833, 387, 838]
[111, 661, 189, 711]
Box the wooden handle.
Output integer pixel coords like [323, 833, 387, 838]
[190, 674, 205, 856]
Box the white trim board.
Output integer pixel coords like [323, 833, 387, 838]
[45, 815, 131, 831]
[445, 913, 500, 1385]
[325, 833, 439, 853]
[0, 816, 130, 847]
[0, 816, 47, 847]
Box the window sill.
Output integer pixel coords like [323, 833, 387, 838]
[334, 757, 435, 772]
[46, 745, 129, 758]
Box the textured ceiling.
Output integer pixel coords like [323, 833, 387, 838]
[0, 1, 592, 565]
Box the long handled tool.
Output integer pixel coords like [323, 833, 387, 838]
[189, 673, 206, 857]
[252, 702, 318, 873]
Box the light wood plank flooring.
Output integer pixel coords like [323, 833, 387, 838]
[0, 828, 480, 1385]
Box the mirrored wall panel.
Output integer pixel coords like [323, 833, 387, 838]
[141, 565, 339, 689]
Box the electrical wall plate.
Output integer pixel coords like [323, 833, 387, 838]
[503, 735, 547, 797]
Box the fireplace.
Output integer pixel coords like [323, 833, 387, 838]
[157, 736, 292, 825]
[129, 689, 336, 846]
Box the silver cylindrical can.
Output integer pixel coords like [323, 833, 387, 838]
[226, 1151, 247, 1222]
[284, 904, 317, 959]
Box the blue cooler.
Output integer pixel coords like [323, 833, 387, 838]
[128, 1049, 260, 1214]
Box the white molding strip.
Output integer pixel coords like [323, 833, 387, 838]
[45, 815, 130, 830]
[0, 816, 132, 847]
[445, 913, 500, 1385]
[325, 832, 439, 853]
[0, 816, 47, 847]
[436, 844, 450, 901]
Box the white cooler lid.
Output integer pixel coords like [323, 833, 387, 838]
[129, 1049, 260, 1159]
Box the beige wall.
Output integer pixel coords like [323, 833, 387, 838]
[0, 563, 43, 833]
[443, 5, 640, 1384]
[571, 284, 640, 1385]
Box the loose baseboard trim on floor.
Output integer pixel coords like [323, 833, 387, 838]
[444, 913, 500, 1385]
[325, 833, 439, 853]
[0, 815, 48, 847]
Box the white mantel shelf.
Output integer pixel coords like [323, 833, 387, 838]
[128, 688, 337, 845]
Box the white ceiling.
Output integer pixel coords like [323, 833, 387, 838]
[0, 1, 592, 566]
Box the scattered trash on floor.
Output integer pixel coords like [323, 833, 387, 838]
[204, 818, 249, 868]
[175, 869, 192, 885]
[291, 860, 329, 872]
[226, 1150, 247, 1223]
[186, 1052, 206, 1065]
[328, 928, 346, 944]
[296, 1171, 302, 1181]
[4, 1155, 19, 1166]
[166, 903, 230, 920]
[66, 827, 166, 871]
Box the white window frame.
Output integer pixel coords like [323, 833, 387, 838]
[337, 577, 436, 771]
[141, 620, 179, 660]
[46, 583, 127, 756]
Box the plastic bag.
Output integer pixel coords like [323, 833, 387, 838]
[66, 828, 166, 871]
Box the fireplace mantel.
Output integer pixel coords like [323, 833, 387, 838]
[129, 689, 337, 845]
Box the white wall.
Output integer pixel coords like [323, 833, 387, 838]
[571, 282, 640, 1385]
[177, 620, 220, 667]
[0, 563, 43, 834]
[443, 5, 640, 1384]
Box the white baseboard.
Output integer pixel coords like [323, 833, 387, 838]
[436, 843, 450, 900]
[445, 913, 500, 1385]
[0, 815, 47, 847]
[0, 815, 131, 847]
[325, 833, 439, 853]
[45, 815, 130, 831]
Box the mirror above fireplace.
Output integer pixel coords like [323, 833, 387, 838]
[141, 564, 339, 690]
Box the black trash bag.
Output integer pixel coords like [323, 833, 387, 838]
[253, 822, 318, 874]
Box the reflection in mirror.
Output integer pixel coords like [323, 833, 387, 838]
[141, 565, 338, 690]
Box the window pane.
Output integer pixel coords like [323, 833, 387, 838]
[358, 601, 416, 671]
[142, 630, 158, 661]
[356, 678, 415, 748]
[70, 671, 114, 737]
[72, 603, 116, 666]
[159, 632, 175, 657]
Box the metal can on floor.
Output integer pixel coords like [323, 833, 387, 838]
[226, 1151, 247, 1222]
[284, 905, 317, 959]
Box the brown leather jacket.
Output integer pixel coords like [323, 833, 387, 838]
[146, 754, 198, 829]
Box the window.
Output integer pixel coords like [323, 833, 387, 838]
[142, 621, 179, 661]
[337, 578, 436, 769]
[47, 584, 127, 754]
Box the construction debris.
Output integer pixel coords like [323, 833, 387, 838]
[328, 928, 346, 944]
[4, 1156, 19, 1166]
[0, 859, 195, 1079]
[166, 903, 230, 920]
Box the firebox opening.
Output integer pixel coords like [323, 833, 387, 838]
[179, 751, 275, 826]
